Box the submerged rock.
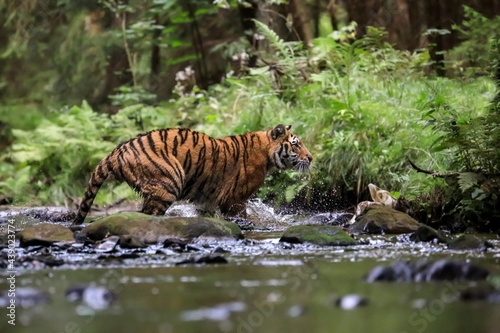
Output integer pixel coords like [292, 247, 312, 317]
[176, 255, 228, 265]
[365, 259, 489, 282]
[18, 223, 75, 247]
[0, 288, 49, 308]
[67, 285, 115, 310]
[410, 224, 448, 243]
[447, 234, 491, 251]
[79, 212, 242, 243]
[349, 205, 420, 235]
[334, 294, 368, 310]
[459, 284, 498, 301]
[279, 225, 356, 246]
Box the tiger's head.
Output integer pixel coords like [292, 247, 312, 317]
[268, 124, 313, 172]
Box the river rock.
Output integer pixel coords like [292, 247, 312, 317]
[176, 255, 228, 265]
[334, 294, 368, 310]
[79, 212, 242, 243]
[447, 234, 491, 251]
[0, 288, 49, 308]
[119, 234, 147, 248]
[409, 224, 448, 243]
[67, 285, 115, 310]
[349, 205, 420, 235]
[365, 259, 489, 282]
[18, 223, 75, 247]
[279, 225, 356, 246]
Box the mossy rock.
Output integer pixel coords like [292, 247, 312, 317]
[280, 225, 356, 246]
[349, 205, 420, 235]
[18, 223, 75, 247]
[79, 212, 242, 243]
[410, 224, 449, 243]
[447, 234, 491, 251]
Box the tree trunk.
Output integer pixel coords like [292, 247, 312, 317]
[289, 0, 313, 44]
[255, 0, 289, 52]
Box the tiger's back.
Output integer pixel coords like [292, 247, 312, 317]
[73, 125, 312, 224]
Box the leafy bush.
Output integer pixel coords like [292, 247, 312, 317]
[1, 21, 498, 228]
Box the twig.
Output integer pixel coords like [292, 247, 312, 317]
[408, 159, 448, 178]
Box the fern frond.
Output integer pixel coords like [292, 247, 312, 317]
[252, 19, 288, 57]
[458, 172, 484, 192]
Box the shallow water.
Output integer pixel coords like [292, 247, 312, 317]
[1, 208, 500, 333]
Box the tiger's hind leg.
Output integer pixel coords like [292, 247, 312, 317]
[140, 180, 180, 216]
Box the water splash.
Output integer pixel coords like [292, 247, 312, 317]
[245, 199, 292, 229]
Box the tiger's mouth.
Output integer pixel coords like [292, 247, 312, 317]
[292, 159, 311, 173]
[275, 151, 311, 172]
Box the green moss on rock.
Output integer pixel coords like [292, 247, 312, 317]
[18, 223, 75, 247]
[280, 225, 356, 246]
[79, 212, 242, 243]
[349, 205, 420, 235]
[410, 224, 448, 243]
[447, 234, 490, 251]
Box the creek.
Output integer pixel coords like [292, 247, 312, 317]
[0, 203, 499, 333]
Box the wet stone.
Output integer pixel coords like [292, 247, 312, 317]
[287, 305, 305, 317]
[335, 294, 368, 310]
[349, 205, 420, 235]
[21, 255, 65, 267]
[459, 284, 497, 301]
[95, 236, 120, 252]
[365, 260, 490, 282]
[0, 288, 49, 308]
[119, 235, 147, 248]
[80, 213, 242, 243]
[213, 247, 230, 254]
[176, 255, 228, 265]
[280, 225, 356, 246]
[447, 234, 491, 251]
[67, 285, 115, 310]
[18, 223, 75, 247]
[228, 217, 255, 230]
[410, 224, 448, 243]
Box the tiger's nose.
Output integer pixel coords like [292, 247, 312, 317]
[307, 155, 313, 163]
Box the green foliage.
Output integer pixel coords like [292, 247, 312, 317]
[448, 6, 500, 75]
[1, 7, 499, 230]
[2, 101, 178, 205]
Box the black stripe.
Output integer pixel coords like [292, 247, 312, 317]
[192, 131, 199, 147]
[172, 136, 178, 156]
[127, 140, 143, 167]
[119, 146, 136, 182]
[159, 129, 166, 144]
[137, 137, 182, 194]
[250, 134, 257, 148]
[230, 136, 240, 162]
[147, 132, 156, 153]
[231, 171, 240, 195]
[197, 143, 206, 162]
[179, 129, 189, 145]
[220, 140, 229, 174]
[183, 149, 192, 173]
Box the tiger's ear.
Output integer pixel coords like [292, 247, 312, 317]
[286, 125, 292, 131]
[271, 124, 287, 140]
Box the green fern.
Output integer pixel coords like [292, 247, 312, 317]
[252, 19, 288, 57]
[457, 172, 484, 193]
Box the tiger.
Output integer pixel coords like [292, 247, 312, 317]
[72, 124, 312, 225]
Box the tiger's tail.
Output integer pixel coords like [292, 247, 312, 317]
[72, 155, 114, 225]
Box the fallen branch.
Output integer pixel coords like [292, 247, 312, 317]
[408, 159, 457, 178]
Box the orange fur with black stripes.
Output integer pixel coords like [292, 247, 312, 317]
[72, 124, 312, 225]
